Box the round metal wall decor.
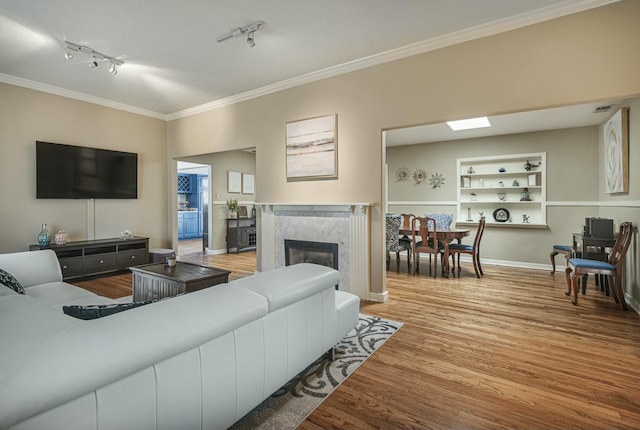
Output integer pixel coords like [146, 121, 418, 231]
[395, 167, 410, 182]
[429, 173, 445, 188]
[412, 169, 427, 185]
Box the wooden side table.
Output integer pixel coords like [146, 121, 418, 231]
[130, 261, 230, 302]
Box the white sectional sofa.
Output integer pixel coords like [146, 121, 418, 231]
[0, 249, 360, 430]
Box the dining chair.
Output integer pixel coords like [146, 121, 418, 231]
[565, 221, 633, 310]
[550, 244, 573, 274]
[446, 216, 486, 278]
[385, 214, 412, 273]
[412, 216, 439, 277]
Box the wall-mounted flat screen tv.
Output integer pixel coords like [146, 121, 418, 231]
[36, 141, 138, 199]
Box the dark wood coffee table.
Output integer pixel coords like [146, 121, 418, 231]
[130, 261, 230, 302]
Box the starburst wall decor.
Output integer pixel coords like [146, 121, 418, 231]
[412, 169, 427, 185]
[429, 172, 445, 188]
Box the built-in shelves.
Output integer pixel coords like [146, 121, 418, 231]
[457, 152, 547, 228]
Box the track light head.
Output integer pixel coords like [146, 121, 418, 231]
[108, 62, 118, 75]
[217, 20, 264, 48]
[89, 58, 98, 68]
[64, 51, 73, 60]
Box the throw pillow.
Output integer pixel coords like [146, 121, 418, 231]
[0, 268, 25, 294]
[63, 301, 153, 320]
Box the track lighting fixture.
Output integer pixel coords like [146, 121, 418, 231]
[217, 20, 264, 48]
[64, 40, 124, 75]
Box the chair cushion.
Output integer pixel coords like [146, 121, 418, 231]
[553, 245, 572, 252]
[0, 268, 25, 294]
[569, 258, 615, 271]
[449, 244, 473, 251]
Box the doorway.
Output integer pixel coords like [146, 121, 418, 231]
[177, 161, 210, 257]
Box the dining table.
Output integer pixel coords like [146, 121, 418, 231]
[399, 227, 471, 277]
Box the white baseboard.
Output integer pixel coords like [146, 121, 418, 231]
[368, 290, 388, 303]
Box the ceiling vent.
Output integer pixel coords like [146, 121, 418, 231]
[593, 104, 613, 113]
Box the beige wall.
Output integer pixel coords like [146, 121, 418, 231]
[0, 83, 168, 252]
[167, 1, 640, 299]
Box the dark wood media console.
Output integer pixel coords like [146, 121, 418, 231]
[29, 236, 149, 280]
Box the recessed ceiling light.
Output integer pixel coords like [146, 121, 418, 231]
[446, 116, 491, 131]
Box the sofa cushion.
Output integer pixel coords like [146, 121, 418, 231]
[0, 268, 25, 294]
[63, 301, 154, 320]
[234, 263, 339, 312]
[24, 281, 106, 307]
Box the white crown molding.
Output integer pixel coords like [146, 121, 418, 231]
[166, 0, 620, 120]
[0, 73, 167, 120]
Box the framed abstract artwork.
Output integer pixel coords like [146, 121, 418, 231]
[286, 114, 337, 181]
[603, 107, 629, 194]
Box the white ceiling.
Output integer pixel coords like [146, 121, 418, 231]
[0, 0, 619, 122]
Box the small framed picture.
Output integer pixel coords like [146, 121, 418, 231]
[238, 206, 248, 218]
[462, 176, 471, 188]
[528, 174, 537, 186]
[242, 173, 255, 194]
[228, 171, 241, 193]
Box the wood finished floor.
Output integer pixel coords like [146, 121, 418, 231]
[74, 252, 640, 430]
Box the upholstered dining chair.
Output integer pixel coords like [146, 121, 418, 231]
[412, 216, 439, 277]
[565, 221, 633, 310]
[446, 216, 486, 278]
[385, 214, 412, 273]
[550, 244, 573, 274]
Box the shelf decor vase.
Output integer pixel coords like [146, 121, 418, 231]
[54, 230, 68, 245]
[37, 224, 51, 246]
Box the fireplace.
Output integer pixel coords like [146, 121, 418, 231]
[285, 239, 339, 270]
[258, 202, 372, 300]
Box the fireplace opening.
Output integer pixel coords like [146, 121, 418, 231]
[285, 239, 338, 270]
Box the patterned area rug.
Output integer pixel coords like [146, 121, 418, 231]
[230, 314, 403, 430]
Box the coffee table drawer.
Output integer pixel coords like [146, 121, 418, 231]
[84, 253, 118, 272]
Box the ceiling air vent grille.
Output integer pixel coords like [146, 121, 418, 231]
[593, 104, 613, 113]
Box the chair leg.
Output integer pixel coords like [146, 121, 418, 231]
[406, 249, 412, 272]
[471, 253, 481, 278]
[550, 250, 558, 274]
[571, 272, 580, 305]
[477, 254, 483, 276]
[395, 250, 401, 273]
[413, 252, 419, 275]
[612, 273, 628, 311]
[565, 268, 573, 296]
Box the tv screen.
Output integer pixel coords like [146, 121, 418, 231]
[36, 141, 138, 199]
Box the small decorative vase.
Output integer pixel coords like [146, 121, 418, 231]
[54, 230, 68, 245]
[229, 211, 237, 219]
[38, 224, 51, 246]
